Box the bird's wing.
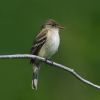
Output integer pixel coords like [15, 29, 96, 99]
[30, 29, 48, 63]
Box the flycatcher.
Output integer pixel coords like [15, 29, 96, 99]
[30, 19, 63, 90]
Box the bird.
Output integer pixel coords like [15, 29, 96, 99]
[30, 19, 63, 90]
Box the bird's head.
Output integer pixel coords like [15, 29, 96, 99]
[41, 19, 64, 29]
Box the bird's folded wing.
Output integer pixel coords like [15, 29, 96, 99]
[30, 29, 48, 63]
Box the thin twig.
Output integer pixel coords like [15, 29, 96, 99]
[0, 54, 100, 89]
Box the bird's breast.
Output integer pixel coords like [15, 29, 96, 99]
[45, 29, 60, 57]
[47, 30, 60, 49]
[38, 29, 60, 58]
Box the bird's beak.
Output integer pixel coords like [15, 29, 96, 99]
[58, 25, 64, 29]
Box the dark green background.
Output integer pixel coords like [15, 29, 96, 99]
[0, 0, 100, 100]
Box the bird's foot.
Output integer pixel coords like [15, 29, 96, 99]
[45, 58, 54, 65]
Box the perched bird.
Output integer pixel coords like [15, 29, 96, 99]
[30, 19, 63, 90]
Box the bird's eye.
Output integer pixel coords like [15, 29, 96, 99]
[52, 24, 55, 26]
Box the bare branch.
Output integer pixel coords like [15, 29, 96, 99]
[0, 54, 100, 89]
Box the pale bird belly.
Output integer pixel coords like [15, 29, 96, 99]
[39, 30, 60, 58]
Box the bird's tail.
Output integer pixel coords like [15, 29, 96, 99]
[32, 63, 40, 90]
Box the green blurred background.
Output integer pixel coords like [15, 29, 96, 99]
[0, 0, 100, 100]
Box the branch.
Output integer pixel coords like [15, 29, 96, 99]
[0, 54, 100, 90]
